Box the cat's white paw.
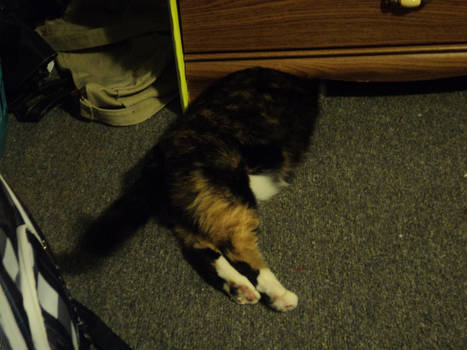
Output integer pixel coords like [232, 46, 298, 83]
[270, 290, 298, 312]
[225, 282, 261, 305]
[256, 268, 298, 311]
[215, 255, 261, 305]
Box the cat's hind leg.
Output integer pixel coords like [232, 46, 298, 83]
[256, 268, 298, 311]
[215, 254, 261, 304]
[178, 171, 298, 311]
[178, 228, 298, 311]
[225, 230, 298, 312]
[178, 232, 261, 305]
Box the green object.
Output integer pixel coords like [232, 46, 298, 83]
[0, 63, 7, 157]
[168, 0, 189, 112]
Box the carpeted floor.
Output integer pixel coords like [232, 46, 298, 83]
[1, 77, 466, 349]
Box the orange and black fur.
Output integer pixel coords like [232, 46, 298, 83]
[89, 67, 318, 311]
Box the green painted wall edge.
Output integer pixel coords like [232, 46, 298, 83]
[168, 0, 189, 112]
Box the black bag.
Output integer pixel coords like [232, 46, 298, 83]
[0, 0, 76, 122]
[0, 175, 132, 350]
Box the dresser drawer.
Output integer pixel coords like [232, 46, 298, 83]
[170, 0, 467, 108]
[179, 0, 467, 53]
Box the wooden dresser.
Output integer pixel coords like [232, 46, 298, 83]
[168, 0, 467, 108]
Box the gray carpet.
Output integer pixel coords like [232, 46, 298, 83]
[1, 78, 466, 349]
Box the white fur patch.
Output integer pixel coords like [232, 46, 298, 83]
[214, 255, 260, 304]
[248, 175, 281, 201]
[215, 255, 248, 285]
[256, 268, 298, 311]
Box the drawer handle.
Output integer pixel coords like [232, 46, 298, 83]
[398, 0, 421, 8]
[385, 0, 431, 8]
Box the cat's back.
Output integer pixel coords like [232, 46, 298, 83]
[179, 67, 316, 141]
[159, 67, 317, 171]
[188, 67, 316, 122]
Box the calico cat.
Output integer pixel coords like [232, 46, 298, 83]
[87, 67, 318, 312]
[140, 67, 319, 312]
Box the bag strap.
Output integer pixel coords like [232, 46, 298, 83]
[74, 301, 132, 350]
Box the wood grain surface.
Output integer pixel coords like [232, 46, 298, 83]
[185, 50, 467, 100]
[179, 0, 467, 53]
